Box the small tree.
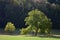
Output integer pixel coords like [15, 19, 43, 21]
[25, 9, 52, 36]
[5, 22, 15, 33]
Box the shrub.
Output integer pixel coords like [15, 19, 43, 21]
[5, 22, 16, 33]
[20, 25, 32, 35]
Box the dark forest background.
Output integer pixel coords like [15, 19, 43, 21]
[0, 0, 60, 29]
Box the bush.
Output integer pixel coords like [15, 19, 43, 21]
[20, 28, 27, 35]
[20, 25, 40, 35]
[20, 25, 32, 35]
[5, 22, 16, 33]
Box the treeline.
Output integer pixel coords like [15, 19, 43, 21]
[0, 0, 60, 29]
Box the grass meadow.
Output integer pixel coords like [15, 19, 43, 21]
[0, 35, 60, 40]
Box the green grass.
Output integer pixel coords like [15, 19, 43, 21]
[0, 35, 60, 40]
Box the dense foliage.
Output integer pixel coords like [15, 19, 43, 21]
[5, 22, 15, 33]
[20, 25, 31, 35]
[0, 0, 60, 29]
[25, 9, 52, 35]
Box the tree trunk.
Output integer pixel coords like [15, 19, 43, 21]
[35, 27, 38, 36]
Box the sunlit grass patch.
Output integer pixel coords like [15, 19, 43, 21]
[0, 35, 60, 40]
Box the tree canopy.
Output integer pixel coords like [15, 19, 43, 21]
[25, 9, 52, 35]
